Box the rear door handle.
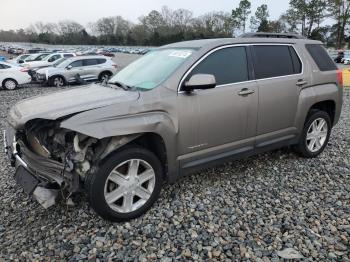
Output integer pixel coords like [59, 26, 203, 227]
[238, 88, 255, 96]
[296, 80, 307, 86]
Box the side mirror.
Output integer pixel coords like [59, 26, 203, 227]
[18, 60, 24, 64]
[66, 65, 72, 70]
[183, 74, 216, 92]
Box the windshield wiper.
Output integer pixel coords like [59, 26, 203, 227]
[108, 81, 133, 91]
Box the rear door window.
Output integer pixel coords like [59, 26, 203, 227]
[252, 45, 299, 79]
[305, 44, 337, 71]
[70, 60, 83, 68]
[188, 46, 249, 86]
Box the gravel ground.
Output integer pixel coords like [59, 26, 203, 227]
[0, 83, 349, 260]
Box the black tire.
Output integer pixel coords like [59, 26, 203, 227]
[295, 110, 332, 158]
[98, 71, 112, 82]
[50, 76, 65, 87]
[2, 79, 18, 90]
[85, 146, 163, 222]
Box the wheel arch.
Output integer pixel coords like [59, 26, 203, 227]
[307, 100, 336, 125]
[2, 78, 18, 87]
[98, 70, 113, 79]
[49, 74, 67, 85]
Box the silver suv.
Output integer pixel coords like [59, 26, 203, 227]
[35, 56, 118, 87]
[4, 34, 343, 221]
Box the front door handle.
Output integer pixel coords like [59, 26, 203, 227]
[296, 79, 307, 86]
[238, 88, 255, 96]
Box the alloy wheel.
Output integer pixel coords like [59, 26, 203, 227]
[306, 118, 328, 153]
[104, 159, 156, 213]
[4, 79, 17, 90]
[53, 77, 64, 87]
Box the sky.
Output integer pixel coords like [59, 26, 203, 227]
[0, 0, 289, 30]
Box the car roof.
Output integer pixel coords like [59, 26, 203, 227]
[67, 55, 108, 61]
[162, 37, 322, 49]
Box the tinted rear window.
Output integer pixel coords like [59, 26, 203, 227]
[84, 59, 98, 66]
[305, 44, 337, 71]
[253, 45, 296, 79]
[97, 58, 107, 64]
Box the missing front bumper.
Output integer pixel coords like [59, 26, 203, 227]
[3, 128, 76, 189]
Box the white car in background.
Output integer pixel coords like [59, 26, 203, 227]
[7, 54, 31, 65]
[0, 62, 32, 90]
[23, 53, 76, 70]
[342, 56, 350, 65]
[22, 53, 52, 62]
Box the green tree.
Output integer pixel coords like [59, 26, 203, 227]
[232, 0, 251, 33]
[250, 4, 270, 32]
[327, 0, 350, 48]
[286, 0, 327, 37]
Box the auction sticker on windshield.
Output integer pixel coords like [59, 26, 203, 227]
[169, 50, 193, 59]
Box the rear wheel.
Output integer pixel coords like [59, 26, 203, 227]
[295, 110, 331, 158]
[99, 72, 112, 82]
[3, 79, 18, 90]
[50, 76, 65, 87]
[86, 146, 163, 222]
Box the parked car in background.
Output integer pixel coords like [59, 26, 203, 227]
[35, 56, 117, 87]
[7, 54, 32, 64]
[23, 53, 76, 70]
[0, 56, 6, 62]
[334, 51, 344, 63]
[342, 56, 350, 65]
[24, 53, 52, 62]
[27, 48, 46, 54]
[0, 62, 31, 90]
[98, 51, 115, 57]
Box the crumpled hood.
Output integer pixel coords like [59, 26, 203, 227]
[36, 66, 61, 76]
[8, 84, 140, 129]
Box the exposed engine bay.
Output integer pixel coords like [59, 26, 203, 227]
[17, 119, 139, 207]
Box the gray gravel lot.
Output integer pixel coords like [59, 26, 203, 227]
[0, 57, 349, 260]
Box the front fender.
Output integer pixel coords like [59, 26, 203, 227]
[60, 110, 179, 179]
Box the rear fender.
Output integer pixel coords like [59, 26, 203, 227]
[295, 84, 341, 130]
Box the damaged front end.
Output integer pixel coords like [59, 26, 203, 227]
[4, 119, 139, 209]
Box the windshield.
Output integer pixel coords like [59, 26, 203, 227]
[35, 54, 50, 61]
[109, 48, 195, 90]
[53, 58, 66, 67]
[25, 54, 37, 61]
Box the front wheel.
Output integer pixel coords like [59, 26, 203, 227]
[295, 110, 331, 158]
[50, 76, 65, 87]
[85, 146, 163, 222]
[98, 72, 111, 82]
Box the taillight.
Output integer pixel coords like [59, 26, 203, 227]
[337, 69, 343, 87]
[20, 67, 29, 72]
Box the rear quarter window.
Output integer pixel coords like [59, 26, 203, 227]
[97, 58, 107, 64]
[305, 44, 337, 71]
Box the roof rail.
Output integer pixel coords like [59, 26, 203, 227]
[240, 32, 306, 39]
